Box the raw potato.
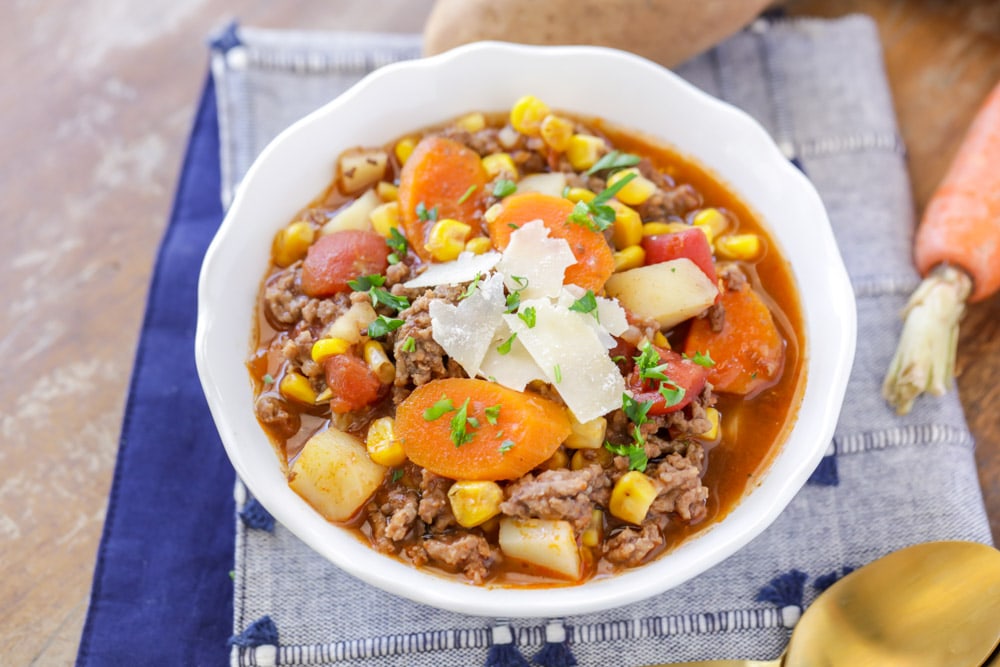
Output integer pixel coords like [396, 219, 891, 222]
[604, 258, 718, 330]
[321, 189, 379, 236]
[498, 518, 582, 580]
[339, 149, 388, 194]
[515, 172, 567, 198]
[324, 301, 378, 344]
[423, 0, 772, 68]
[289, 428, 386, 522]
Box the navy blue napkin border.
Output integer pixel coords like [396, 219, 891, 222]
[76, 75, 234, 666]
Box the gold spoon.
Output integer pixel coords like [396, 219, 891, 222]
[646, 541, 1000, 667]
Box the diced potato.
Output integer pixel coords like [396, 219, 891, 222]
[339, 149, 388, 194]
[321, 189, 379, 236]
[604, 258, 718, 330]
[324, 301, 378, 344]
[289, 428, 387, 522]
[515, 172, 567, 198]
[498, 518, 582, 580]
[564, 415, 607, 449]
[609, 471, 657, 524]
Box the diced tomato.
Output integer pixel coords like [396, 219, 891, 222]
[324, 354, 383, 414]
[641, 227, 717, 285]
[626, 346, 708, 415]
[300, 230, 389, 297]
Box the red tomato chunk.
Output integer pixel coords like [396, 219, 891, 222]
[642, 227, 717, 285]
[301, 230, 389, 297]
[324, 354, 382, 414]
[627, 346, 708, 415]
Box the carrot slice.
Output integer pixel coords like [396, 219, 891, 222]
[397, 136, 489, 261]
[684, 284, 785, 396]
[395, 378, 571, 481]
[914, 80, 1000, 303]
[488, 192, 615, 292]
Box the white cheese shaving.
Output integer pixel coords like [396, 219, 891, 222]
[428, 273, 506, 377]
[559, 285, 629, 349]
[495, 220, 577, 300]
[403, 250, 501, 289]
[478, 322, 546, 391]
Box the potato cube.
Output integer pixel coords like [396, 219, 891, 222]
[289, 428, 386, 522]
[498, 518, 582, 580]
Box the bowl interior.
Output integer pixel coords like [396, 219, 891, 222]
[195, 42, 856, 617]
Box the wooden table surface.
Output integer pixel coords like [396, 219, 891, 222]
[2, 0, 997, 663]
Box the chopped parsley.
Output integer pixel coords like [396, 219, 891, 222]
[509, 275, 529, 290]
[498, 439, 516, 454]
[583, 150, 641, 176]
[371, 287, 409, 312]
[622, 393, 654, 427]
[401, 336, 416, 353]
[635, 343, 669, 382]
[262, 373, 274, 386]
[367, 315, 404, 338]
[687, 350, 716, 368]
[505, 290, 521, 313]
[387, 227, 408, 256]
[658, 379, 686, 408]
[484, 404, 501, 425]
[423, 395, 455, 421]
[415, 201, 439, 222]
[497, 332, 517, 355]
[457, 184, 478, 204]
[607, 392, 655, 472]
[390, 468, 405, 483]
[507, 222, 520, 230]
[568, 289, 599, 320]
[605, 440, 648, 472]
[347, 274, 386, 291]
[493, 179, 517, 198]
[460, 273, 483, 300]
[450, 397, 476, 447]
[566, 173, 637, 232]
[554, 364, 563, 384]
[518, 306, 537, 328]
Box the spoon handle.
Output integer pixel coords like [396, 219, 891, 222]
[642, 660, 779, 667]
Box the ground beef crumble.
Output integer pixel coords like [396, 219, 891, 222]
[500, 465, 610, 531]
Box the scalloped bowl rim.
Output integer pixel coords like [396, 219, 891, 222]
[195, 41, 856, 617]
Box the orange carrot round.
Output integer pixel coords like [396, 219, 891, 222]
[397, 136, 489, 261]
[914, 80, 1000, 303]
[487, 192, 615, 292]
[395, 378, 571, 481]
[684, 283, 785, 396]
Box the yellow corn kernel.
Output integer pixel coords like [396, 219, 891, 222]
[609, 471, 658, 525]
[652, 331, 671, 349]
[314, 387, 333, 403]
[279, 371, 317, 405]
[394, 136, 417, 164]
[540, 114, 574, 151]
[465, 236, 493, 255]
[271, 221, 315, 268]
[613, 246, 646, 272]
[376, 181, 398, 202]
[564, 415, 607, 450]
[366, 416, 406, 467]
[566, 134, 606, 171]
[424, 218, 471, 262]
[642, 221, 689, 237]
[607, 168, 657, 206]
[482, 153, 519, 180]
[484, 203, 504, 224]
[696, 407, 721, 442]
[311, 337, 351, 363]
[610, 200, 643, 249]
[571, 447, 613, 471]
[715, 233, 762, 261]
[565, 187, 596, 203]
[581, 509, 604, 548]
[692, 208, 729, 244]
[509, 95, 550, 136]
[447, 480, 504, 528]
[541, 448, 570, 471]
[363, 340, 395, 384]
[369, 201, 401, 238]
[455, 112, 485, 133]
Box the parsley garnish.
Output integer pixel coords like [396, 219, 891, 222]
[499, 439, 515, 454]
[367, 315, 404, 338]
[460, 273, 483, 300]
[507, 222, 520, 230]
[518, 306, 537, 328]
[347, 274, 386, 292]
[565, 173, 637, 232]
[485, 404, 501, 425]
[387, 227, 408, 256]
[509, 275, 529, 290]
[390, 468, 405, 483]
[457, 184, 478, 205]
[658, 379, 686, 407]
[606, 392, 655, 472]
[423, 395, 455, 421]
[450, 397, 476, 447]
[605, 441, 648, 472]
[635, 343, 669, 382]
[262, 373, 274, 386]
[493, 179, 517, 198]
[497, 332, 517, 355]
[583, 150, 641, 176]
[553, 364, 563, 384]
[622, 393, 654, 427]
[371, 287, 410, 312]
[401, 336, 416, 353]
[505, 290, 521, 313]
[416, 201, 439, 222]
[569, 289, 599, 320]
[688, 350, 716, 368]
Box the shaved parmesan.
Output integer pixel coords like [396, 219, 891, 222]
[505, 300, 624, 423]
[496, 221, 577, 299]
[559, 286, 629, 348]
[429, 273, 506, 377]
[403, 250, 501, 289]
[479, 322, 545, 391]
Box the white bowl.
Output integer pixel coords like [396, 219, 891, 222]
[196, 42, 856, 617]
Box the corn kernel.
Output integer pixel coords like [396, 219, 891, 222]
[566, 134, 606, 171]
[565, 187, 596, 203]
[311, 337, 351, 363]
[607, 168, 657, 206]
[610, 200, 643, 249]
[696, 407, 721, 442]
[571, 447, 613, 470]
[481, 153, 519, 180]
[483, 203, 504, 224]
[540, 114, 574, 151]
[363, 340, 395, 384]
[424, 219, 471, 262]
[447, 480, 504, 528]
[613, 246, 646, 272]
[279, 371, 317, 405]
[541, 448, 570, 470]
[564, 416, 607, 450]
[455, 112, 485, 133]
[369, 201, 401, 238]
[692, 208, 729, 244]
[581, 509, 604, 548]
[394, 136, 417, 164]
[609, 471, 658, 524]
[314, 387, 333, 403]
[272, 221, 315, 267]
[715, 233, 762, 261]
[376, 181, 398, 202]
[465, 236, 493, 255]
[366, 416, 406, 467]
[652, 331, 671, 349]
[509, 95, 550, 136]
[642, 221, 689, 237]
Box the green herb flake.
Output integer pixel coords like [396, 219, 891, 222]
[401, 336, 416, 353]
[371, 287, 410, 312]
[367, 315, 404, 338]
[450, 397, 476, 447]
[510, 275, 529, 290]
[467, 416, 480, 429]
[423, 395, 455, 421]
[387, 253, 400, 265]
[499, 439, 516, 454]
[604, 441, 648, 472]
[416, 201, 439, 222]
[658, 379, 686, 408]
[583, 150, 641, 177]
[457, 184, 478, 205]
[390, 468, 405, 483]
[569, 289, 599, 320]
[565, 174, 636, 232]
[689, 350, 716, 368]
[485, 404, 501, 425]
[229, 570, 236, 581]
[518, 306, 537, 328]
[505, 290, 521, 313]
[497, 332, 518, 355]
[622, 392, 653, 426]
[507, 222, 520, 230]
[554, 364, 563, 384]
[610, 355, 626, 363]
[495, 429, 505, 438]
[347, 274, 386, 292]
[262, 373, 274, 386]
[460, 273, 483, 300]
[387, 227, 409, 256]
[592, 172, 636, 206]
[493, 179, 517, 198]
